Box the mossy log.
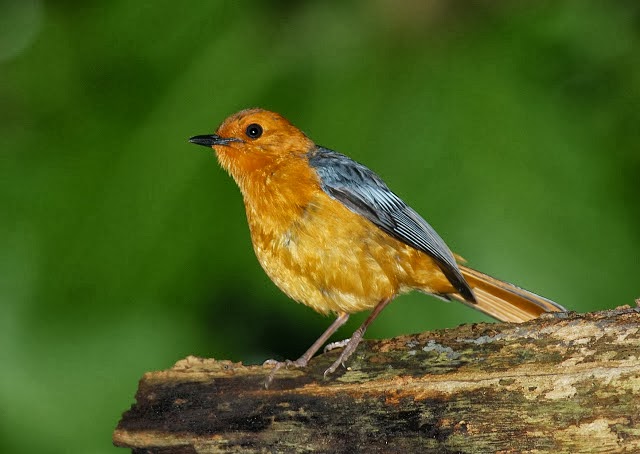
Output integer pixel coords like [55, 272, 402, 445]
[113, 306, 640, 453]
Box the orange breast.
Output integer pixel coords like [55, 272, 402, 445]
[243, 165, 455, 315]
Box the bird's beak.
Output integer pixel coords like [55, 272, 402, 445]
[188, 134, 240, 148]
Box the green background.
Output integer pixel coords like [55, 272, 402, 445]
[2, 1, 639, 452]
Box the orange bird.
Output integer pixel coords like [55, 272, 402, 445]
[190, 108, 565, 384]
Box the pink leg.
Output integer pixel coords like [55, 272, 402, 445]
[324, 297, 393, 377]
[264, 312, 349, 388]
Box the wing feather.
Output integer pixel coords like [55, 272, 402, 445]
[308, 146, 475, 302]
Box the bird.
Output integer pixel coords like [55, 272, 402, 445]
[189, 108, 565, 386]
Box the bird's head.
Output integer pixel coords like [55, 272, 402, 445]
[190, 108, 314, 179]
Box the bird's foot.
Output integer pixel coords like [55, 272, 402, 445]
[323, 339, 350, 353]
[262, 357, 308, 389]
[323, 331, 364, 378]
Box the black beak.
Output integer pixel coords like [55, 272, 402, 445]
[188, 134, 240, 148]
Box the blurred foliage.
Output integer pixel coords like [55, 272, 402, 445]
[1, 0, 639, 452]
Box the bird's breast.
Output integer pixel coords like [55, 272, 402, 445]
[244, 183, 433, 314]
[238, 160, 455, 314]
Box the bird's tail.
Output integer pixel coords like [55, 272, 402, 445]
[450, 265, 566, 323]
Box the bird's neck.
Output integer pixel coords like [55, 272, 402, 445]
[236, 158, 321, 238]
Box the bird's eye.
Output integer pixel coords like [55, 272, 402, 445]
[245, 123, 263, 139]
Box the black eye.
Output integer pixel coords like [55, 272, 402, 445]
[245, 123, 263, 139]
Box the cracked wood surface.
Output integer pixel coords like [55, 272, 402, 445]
[113, 307, 640, 453]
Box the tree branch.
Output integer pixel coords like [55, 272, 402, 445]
[113, 306, 640, 453]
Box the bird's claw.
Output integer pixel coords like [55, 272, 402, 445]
[323, 360, 345, 379]
[323, 339, 350, 353]
[263, 358, 308, 388]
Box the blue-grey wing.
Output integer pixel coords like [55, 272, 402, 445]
[307, 146, 474, 302]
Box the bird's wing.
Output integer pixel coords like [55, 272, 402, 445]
[308, 146, 474, 302]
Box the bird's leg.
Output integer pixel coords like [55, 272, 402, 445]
[324, 297, 393, 377]
[291, 311, 351, 367]
[264, 312, 349, 388]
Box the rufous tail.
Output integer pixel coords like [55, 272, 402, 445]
[450, 265, 566, 323]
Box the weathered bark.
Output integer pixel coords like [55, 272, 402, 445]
[113, 307, 640, 453]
